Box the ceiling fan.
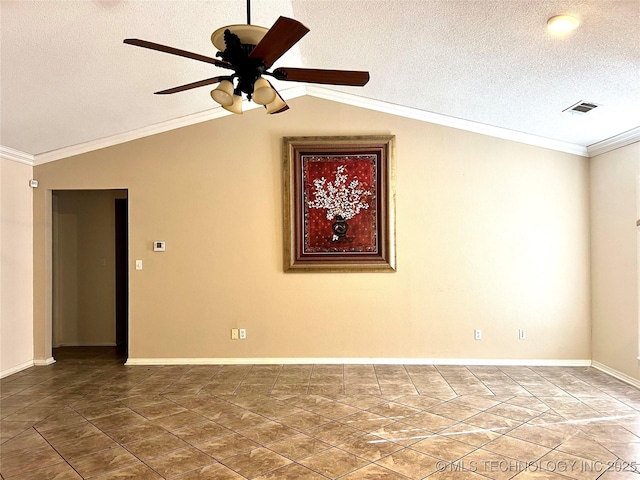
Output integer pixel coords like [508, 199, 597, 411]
[123, 3, 370, 115]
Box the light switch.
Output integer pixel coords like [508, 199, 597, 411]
[135, 260, 143, 270]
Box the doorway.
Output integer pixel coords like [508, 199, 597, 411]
[52, 190, 129, 362]
[115, 198, 129, 353]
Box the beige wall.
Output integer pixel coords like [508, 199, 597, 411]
[1, 158, 34, 376]
[52, 190, 125, 346]
[591, 141, 640, 379]
[32, 96, 591, 362]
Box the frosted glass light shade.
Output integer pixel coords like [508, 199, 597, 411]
[547, 15, 579, 33]
[265, 94, 287, 114]
[211, 80, 234, 106]
[252, 78, 276, 105]
[222, 94, 243, 114]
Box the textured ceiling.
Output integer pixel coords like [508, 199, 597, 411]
[1, 0, 639, 157]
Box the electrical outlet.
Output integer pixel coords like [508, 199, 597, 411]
[474, 329, 482, 340]
[239, 328, 246, 339]
[519, 329, 526, 340]
[231, 328, 239, 340]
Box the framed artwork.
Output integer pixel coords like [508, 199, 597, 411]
[283, 135, 396, 272]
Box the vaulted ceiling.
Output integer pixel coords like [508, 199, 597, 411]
[1, 0, 638, 160]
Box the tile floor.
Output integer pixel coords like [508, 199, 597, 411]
[1, 347, 640, 479]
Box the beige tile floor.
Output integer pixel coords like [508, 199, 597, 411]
[1, 347, 640, 479]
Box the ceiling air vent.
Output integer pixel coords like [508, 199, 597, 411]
[563, 101, 600, 115]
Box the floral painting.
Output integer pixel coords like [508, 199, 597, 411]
[283, 136, 396, 272]
[304, 158, 376, 252]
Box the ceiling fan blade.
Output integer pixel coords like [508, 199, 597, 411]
[154, 76, 227, 95]
[272, 67, 370, 86]
[124, 39, 233, 69]
[248, 17, 309, 68]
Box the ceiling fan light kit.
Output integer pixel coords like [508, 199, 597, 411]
[222, 94, 244, 115]
[265, 91, 288, 114]
[124, 11, 369, 115]
[252, 77, 277, 105]
[211, 80, 235, 106]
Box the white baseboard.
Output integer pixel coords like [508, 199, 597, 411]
[125, 357, 592, 367]
[591, 361, 640, 389]
[33, 357, 56, 366]
[0, 360, 35, 378]
[0, 357, 57, 378]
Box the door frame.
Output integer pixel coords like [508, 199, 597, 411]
[47, 189, 130, 361]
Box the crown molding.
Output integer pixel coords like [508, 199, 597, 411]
[34, 109, 234, 165]
[26, 86, 639, 166]
[305, 86, 589, 157]
[587, 126, 640, 157]
[33, 86, 308, 165]
[0, 145, 35, 166]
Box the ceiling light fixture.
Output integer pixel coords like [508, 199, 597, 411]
[547, 15, 580, 33]
[123, 0, 369, 115]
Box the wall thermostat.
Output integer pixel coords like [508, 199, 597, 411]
[29, 179, 39, 188]
[153, 241, 166, 252]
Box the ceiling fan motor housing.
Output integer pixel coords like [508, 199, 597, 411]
[217, 29, 267, 99]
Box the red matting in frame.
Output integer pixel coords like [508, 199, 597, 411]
[302, 154, 379, 254]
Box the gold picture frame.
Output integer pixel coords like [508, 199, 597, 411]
[283, 135, 396, 272]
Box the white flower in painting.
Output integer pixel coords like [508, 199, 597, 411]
[308, 165, 372, 220]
